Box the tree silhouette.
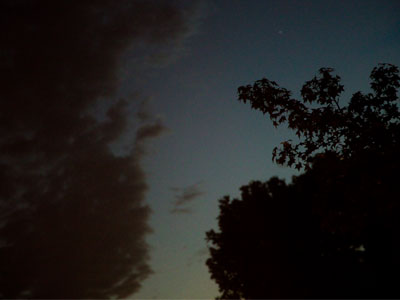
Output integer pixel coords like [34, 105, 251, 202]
[237, 63, 399, 169]
[206, 64, 400, 298]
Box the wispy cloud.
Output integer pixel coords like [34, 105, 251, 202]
[170, 182, 205, 214]
[186, 247, 209, 267]
[170, 207, 194, 214]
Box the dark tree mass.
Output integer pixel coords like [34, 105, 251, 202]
[206, 64, 400, 299]
[0, 0, 191, 298]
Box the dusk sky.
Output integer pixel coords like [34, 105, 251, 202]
[1, 0, 400, 299]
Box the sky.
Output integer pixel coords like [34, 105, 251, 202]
[1, 0, 400, 299]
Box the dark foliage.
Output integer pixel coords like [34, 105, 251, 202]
[206, 64, 400, 298]
[207, 153, 399, 298]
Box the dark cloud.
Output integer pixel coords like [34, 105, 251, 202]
[136, 121, 169, 143]
[0, 0, 203, 298]
[134, 103, 170, 159]
[170, 182, 205, 214]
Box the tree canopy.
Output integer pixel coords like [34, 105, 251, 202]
[206, 64, 400, 299]
[237, 63, 399, 169]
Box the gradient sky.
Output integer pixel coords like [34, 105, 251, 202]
[1, 0, 400, 299]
